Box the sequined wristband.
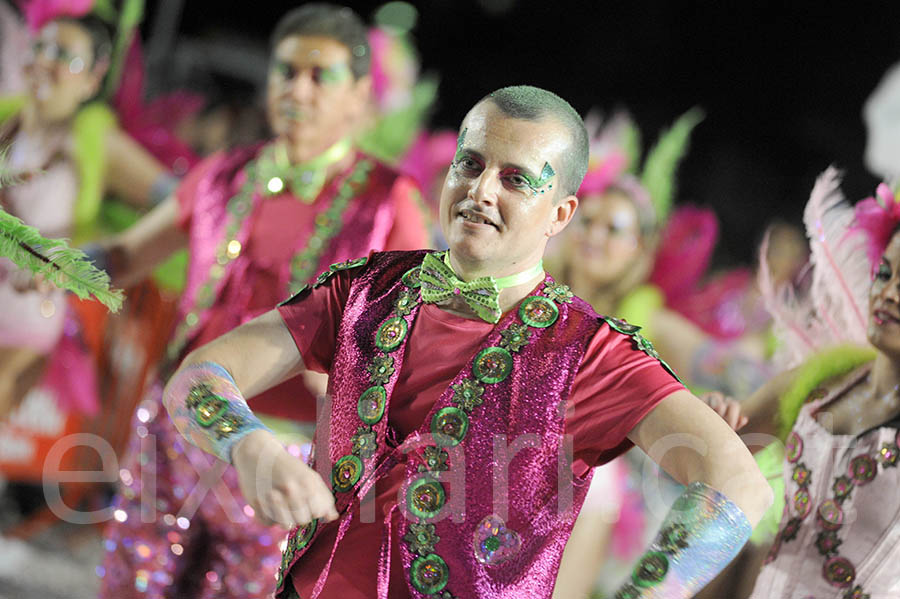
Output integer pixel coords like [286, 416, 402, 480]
[613, 481, 752, 599]
[163, 361, 271, 463]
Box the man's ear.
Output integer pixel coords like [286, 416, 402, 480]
[547, 194, 579, 238]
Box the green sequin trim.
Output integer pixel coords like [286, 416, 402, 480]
[602, 316, 683, 383]
[409, 553, 450, 594]
[431, 407, 469, 447]
[351, 425, 378, 459]
[357, 385, 387, 425]
[331, 256, 368, 271]
[419, 446, 450, 473]
[367, 355, 395, 385]
[451, 378, 485, 412]
[404, 522, 440, 556]
[472, 346, 513, 384]
[332, 454, 363, 492]
[213, 413, 246, 439]
[293, 519, 318, 550]
[632, 550, 669, 588]
[407, 477, 446, 520]
[498, 323, 531, 352]
[402, 266, 422, 288]
[518, 296, 559, 328]
[394, 289, 417, 316]
[542, 281, 574, 303]
[375, 316, 408, 352]
[194, 393, 228, 427]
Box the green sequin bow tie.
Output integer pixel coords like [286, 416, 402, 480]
[419, 252, 544, 324]
[257, 137, 353, 203]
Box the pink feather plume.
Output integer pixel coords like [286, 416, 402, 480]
[18, 0, 92, 32]
[758, 167, 871, 368]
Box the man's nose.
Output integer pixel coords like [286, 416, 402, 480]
[288, 71, 316, 102]
[469, 170, 500, 206]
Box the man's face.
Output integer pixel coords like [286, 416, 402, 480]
[439, 101, 576, 276]
[266, 34, 370, 160]
[24, 21, 103, 123]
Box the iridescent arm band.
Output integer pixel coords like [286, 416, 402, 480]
[613, 481, 752, 599]
[163, 361, 271, 463]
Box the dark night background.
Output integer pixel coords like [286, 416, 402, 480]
[143, 0, 900, 266]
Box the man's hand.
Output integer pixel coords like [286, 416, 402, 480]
[700, 391, 748, 431]
[232, 429, 339, 529]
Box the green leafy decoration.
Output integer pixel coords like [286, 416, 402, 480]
[640, 107, 704, 223]
[0, 209, 124, 312]
[0, 146, 27, 189]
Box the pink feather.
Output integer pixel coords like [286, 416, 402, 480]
[757, 233, 820, 367]
[650, 205, 718, 303]
[803, 167, 870, 343]
[758, 168, 871, 368]
[18, 0, 92, 32]
[112, 39, 203, 172]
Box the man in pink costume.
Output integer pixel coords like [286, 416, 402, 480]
[161, 85, 771, 598]
[98, 4, 428, 597]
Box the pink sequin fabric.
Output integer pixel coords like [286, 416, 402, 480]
[276, 251, 600, 599]
[750, 365, 900, 599]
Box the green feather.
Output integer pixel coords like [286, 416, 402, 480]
[101, 0, 146, 99]
[0, 146, 26, 188]
[0, 209, 124, 312]
[776, 344, 875, 440]
[640, 107, 704, 223]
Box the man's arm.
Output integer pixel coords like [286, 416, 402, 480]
[163, 310, 338, 528]
[87, 196, 188, 287]
[607, 389, 773, 597]
[628, 389, 772, 525]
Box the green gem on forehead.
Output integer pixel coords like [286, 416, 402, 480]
[453, 128, 467, 163]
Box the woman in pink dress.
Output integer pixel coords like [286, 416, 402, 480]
[742, 172, 900, 599]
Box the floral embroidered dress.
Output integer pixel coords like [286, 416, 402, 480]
[750, 365, 900, 599]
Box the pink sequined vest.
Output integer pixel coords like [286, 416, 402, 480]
[176, 146, 401, 358]
[276, 250, 600, 598]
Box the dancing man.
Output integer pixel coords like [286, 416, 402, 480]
[163, 85, 770, 598]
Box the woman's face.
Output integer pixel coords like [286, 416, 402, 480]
[868, 230, 900, 356]
[565, 189, 643, 286]
[24, 21, 102, 123]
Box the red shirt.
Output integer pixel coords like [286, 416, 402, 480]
[176, 152, 428, 421]
[276, 268, 684, 598]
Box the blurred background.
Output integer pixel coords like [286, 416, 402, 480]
[143, 0, 900, 265]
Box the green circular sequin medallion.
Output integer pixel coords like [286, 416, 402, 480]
[431, 407, 469, 447]
[409, 553, 449, 594]
[292, 518, 318, 551]
[632, 550, 669, 588]
[332, 455, 363, 492]
[375, 317, 408, 352]
[406, 478, 446, 520]
[357, 386, 387, 425]
[472, 347, 513, 384]
[518, 296, 559, 328]
[402, 267, 422, 288]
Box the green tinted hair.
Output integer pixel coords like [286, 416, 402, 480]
[270, 3, 371, 79]
[481, 85, 589, 197]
